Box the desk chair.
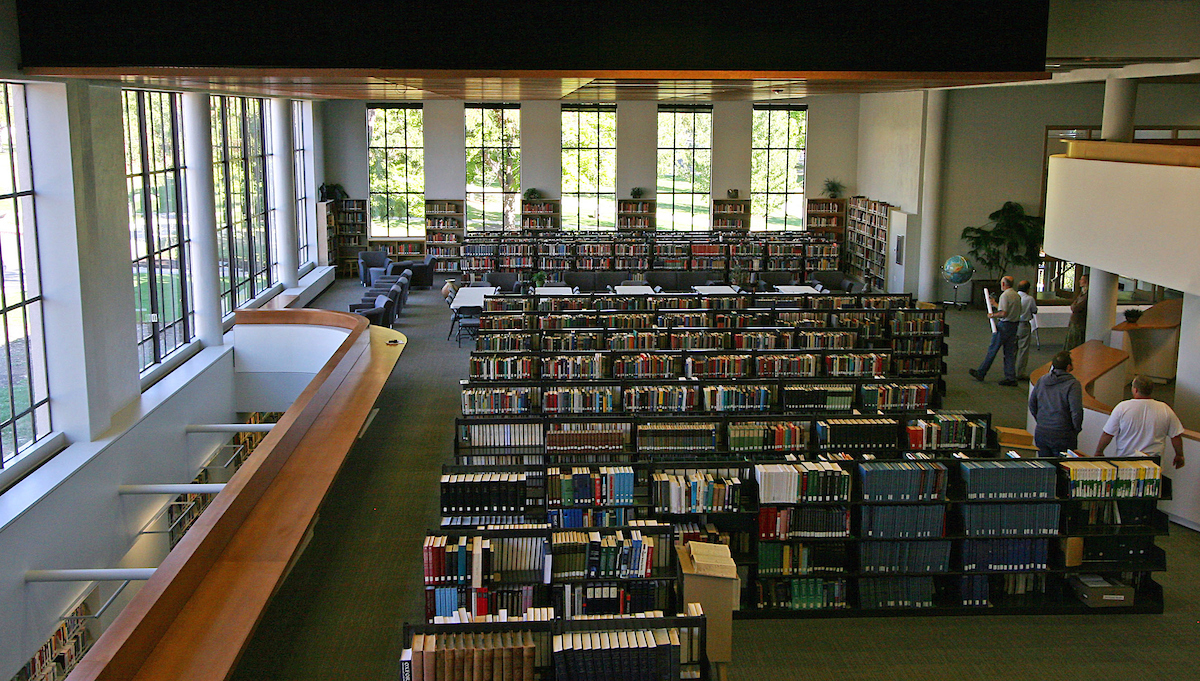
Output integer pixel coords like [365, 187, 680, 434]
[455, 305, 483, 347]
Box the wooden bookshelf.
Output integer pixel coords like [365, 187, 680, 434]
[522, 199, 562, 233]
[367, 238, 424, 260]
[426, 199, 465, 275]
[806, 197, 847, 240]
[333, 199, 368, 278]
[844, 196, 891, 292]
[617, 199, 657, 232]
[711, 198, 751, 232]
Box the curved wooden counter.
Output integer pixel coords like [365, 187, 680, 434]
[69, 310, 406, 681]
[1111, 298, 1182, 332]
[1029, 339, 1199, 442]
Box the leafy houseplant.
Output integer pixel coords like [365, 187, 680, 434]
[530, 271, 548, 288]
[823, 179, 846, 199]
[523, 188, 542, 201]
[959, 201, 1045, 275]
[631, 187, 645, 199]
[1124, 309, 1144, 324]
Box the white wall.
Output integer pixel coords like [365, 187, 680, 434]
[321, 101, 368, 199]
[616, 101, 657, 199]
[856, 91, 925, 213]
[520, 101, 561, 198]
[424, 100, 466, 200]
[711, 102, 751, 201]
[1048, 0, 1200, 59]
[804, 95, 859, 199]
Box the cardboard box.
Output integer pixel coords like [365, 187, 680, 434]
[677, 542, 738, 663]
[1061, 537, 1084, 568]
[1070, 574, 1135, 607]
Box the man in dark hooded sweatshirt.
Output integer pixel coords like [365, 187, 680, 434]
[1028, 351, 1084, 457]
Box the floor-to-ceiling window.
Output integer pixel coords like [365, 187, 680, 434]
[367, 105, 424, 238]
[123, 90, 193, 372]
[751, 104, 808, 231]
[656, 105, 712, 231]
[561, 104, 616, 231]
[465, 104, 520, 232]
[293, 100, 312, 265]
[211, 95, 272, 315]
[0, 83, 50, 466]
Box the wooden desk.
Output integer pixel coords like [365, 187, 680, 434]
[1029, 340, 1129, 414]
[70, 310, 406, 681]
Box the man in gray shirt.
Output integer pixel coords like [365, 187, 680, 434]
[1015, 280, 1038, 379]
[970, 275, 1020, 386]
[1028, 351, 1083, 457]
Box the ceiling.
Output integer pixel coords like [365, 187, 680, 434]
[23, 68, 1053, 101]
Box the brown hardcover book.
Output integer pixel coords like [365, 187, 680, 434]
[471, 633, 485, 681]
[481, 632, 495, 681]
[501, 631, 515, 681]
[453, 633, 466, 681]
[520, 631, 535, 681]
[412, 634, 426, 681]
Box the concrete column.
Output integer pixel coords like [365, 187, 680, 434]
[1172, 293, 1200, 428]
[1084, 77, 1139, 345]
[711, 102, 752, 205]
[1085, 268, 1119, 344]
[182, 92, 224, 346]
[424, 101, 466, 200]
[519, 101, 562, 199]
[916, 90, 947, 303]
[1101, 76, 1138, 143]
[271, 99, 300, 288]
[616, 101, 658, 200]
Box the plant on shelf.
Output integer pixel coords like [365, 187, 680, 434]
[523, 188, 543, 201]
[823, 178, 846, 199]
[959, 201, 1045, 275]
[631, 187, 644, 199]
[1124, 308, 1144, 324]
[530, 271, 548, 289]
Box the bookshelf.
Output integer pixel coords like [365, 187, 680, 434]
[522, 199, 562, 233]
[844, 196, 891, 292]
[617, 200, 657, 232]
[427, 199, 466, 275]
[317, 200, 335, 268]
[711, 199, 750, 232]
[367, 238, 424, 260]
[332, 199, 368, 278]
[805, 198, 847, 240]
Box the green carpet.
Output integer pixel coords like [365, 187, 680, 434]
[230, 282, 1200, 681]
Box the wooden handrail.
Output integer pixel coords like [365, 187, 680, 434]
[1111, 298, 1182, 331]
[1065, 140, 1200, 168]
[1029, 339, 1200, 442]
[69, 310, 405, 681]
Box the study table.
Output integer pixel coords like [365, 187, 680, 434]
[612, 285, 656, 295]
[691, 285, 740, 295]
[449, 286, 497, 310]
[774, 285, 821, 294]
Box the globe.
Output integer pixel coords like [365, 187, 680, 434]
[942, 255, 975, 285]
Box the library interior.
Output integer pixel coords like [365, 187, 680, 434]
[3, 2, 1200, 680]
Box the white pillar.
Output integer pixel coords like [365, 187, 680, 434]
[917, 90, 947, 303]
[183, 92, 224, 346]
[1086, 268, 1119, 344]
[1085, 77, 1139, 344]
[271, 98, 300, 288]
[1173, 293, 1200, 428]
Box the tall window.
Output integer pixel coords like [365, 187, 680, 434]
[293, 101, 312, 265]
[466, 104, 520, 232]
[211, 96, 272, 315]
[367, 105, 424, 237]
[123, 90, 193, 372]
[751, 104, 808, 231]
[0, 83, 50, 466]
[657, 105, 712, 231]
[561, 104, 616, 230]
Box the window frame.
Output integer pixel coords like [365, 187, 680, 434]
[367, 104, 425, 238]
[293, 100, 312, 265]
[656, 104, 713, 232]
[751, 103, 809, 232]
[465, 103, 521, 233]
[561, 103, 617, 231]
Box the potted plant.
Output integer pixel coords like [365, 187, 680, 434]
[960, 201, 1045, 276]
[523, 188, 542, 201]
[1124, 308, 1144, 324]
[823, 179, 846, 199]
[530, 271, 548, 289]
[631, 187, 644, 199]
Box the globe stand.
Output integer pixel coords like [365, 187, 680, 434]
[942, 284, 968, 310]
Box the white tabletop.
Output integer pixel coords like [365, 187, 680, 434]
[692, 285, 740, 295]
[450, 286, 497, 310]
[613, 285, 656, 295]
[533, 286, 580, 296]
[774, 285, 821, 294]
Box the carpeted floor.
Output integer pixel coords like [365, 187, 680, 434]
[231, 281, 1200, 681]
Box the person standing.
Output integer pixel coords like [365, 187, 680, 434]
[1094, 375, 1186, 468]
[970, 275, 1020, 386]
[1028, 351, 1083, 457]
[1064, 273, 1088, 351]
[1015, 280, 1038, 380]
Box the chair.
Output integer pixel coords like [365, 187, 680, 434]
[1030, 314, 1041, 350]
[446, 290, 460, 340]
[350, 294, 396, 327]
[357, 250, 391, 287]
[484, 271, 518, 292]
[455, 305, 483, 347]
[644, 271, 677, 292]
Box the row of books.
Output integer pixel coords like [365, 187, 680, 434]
[482, 294, 912, 313]
[651, 470, 745, 514]
[753, 577, 849, 610]
[755, 462, 852, 503]
[961, 460, 1057, 499]
[756, 542, 849, 576]
[860, 505, 946, 539]
[859, 576, 935, 609]
[550, 530, 662, 580]
[858, 540, 952, 573]
[728, 420, 807, 451]
[12, 601, 92, 681]
[400, 631, 537, 681]
[549, 508, 641, 529]
[858, 382, 933, 410]
[815, 418, 898, 449]
[961, 538, 1050, 571]
[907, 414, 991, 450]
[858, 462, 948, 501]
[961, 503, 1061, 537]
[475, 329, 870, 352]
[548, 467, 637, 507]
[441, 473, 539, 515]
[552, 582, 676, 619]
[1059, 460, 1162, 498]
[426, 585, 539, 622]
[758, 506, 851, 539]
[960, 573, 1048, 607]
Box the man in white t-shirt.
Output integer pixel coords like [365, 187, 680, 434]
[1094, 375, 1186, 469]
